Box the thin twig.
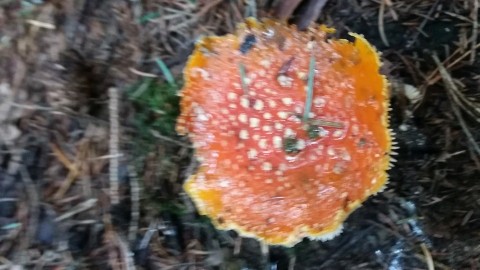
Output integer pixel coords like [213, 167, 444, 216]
[128, 164, 140, 244]
[450, 102, 480, 157]
[55, 198, 98, 222]
[233, 237, 242, 255]
[260, 242, 269, 257]
[19, 165, 39, 264]
[50, 143, 80, 200]
[105, 220, 136, 270]
[288, 255, 296, 270]
[129, 0, 142, 22]
[406, 0, 440, 49]
[139, 221, 158, 250]
[295, 0, 329, 30]
[431, 54, 480, 158]
[116, 233, 136, 270]
[129, 68, 158, 78]
[49, 143, 77, 171]
[426, 43, 480, 85]
[274, 0, 302, 20]
[149, 130, 193, 148]
[169, 0, 223, 32]
[414, 254, 450, 270]
[25, 19, 56, 29]
[109, 87, 120, 205]
[0, 83, 14, 124]
[443, 11, 473, 23]
[318, 226, 375, 268]
[9, 102, 54, 111]
[384, 0, 398, 20]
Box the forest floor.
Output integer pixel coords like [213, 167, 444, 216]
[0, 0, 479, 269]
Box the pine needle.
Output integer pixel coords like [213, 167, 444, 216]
[432, 53, 480, 158]
[378, 0, 390, 47]
[109, 87, 120, 205]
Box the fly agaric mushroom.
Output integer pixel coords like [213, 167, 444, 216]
[177, 18, 393, 247]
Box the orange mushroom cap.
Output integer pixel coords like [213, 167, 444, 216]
[176, 18, 392, 247]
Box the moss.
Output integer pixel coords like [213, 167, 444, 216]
[128, 78, 181, 138]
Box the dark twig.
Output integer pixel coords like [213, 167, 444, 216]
[406, 0, 440, 49]
[273, 0, 302, 20]
[318, 226, 375, 269]
[19, 165, 39, 265]
[295, 0, 329, 30]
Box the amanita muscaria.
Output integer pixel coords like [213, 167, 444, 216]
[176, 18, 393, 247]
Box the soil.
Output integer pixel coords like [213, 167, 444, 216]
[0, 0, 479, 269]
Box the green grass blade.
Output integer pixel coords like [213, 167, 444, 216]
[155, 58, 177, 87]
[238, 63, 249, 95]
[303, 54, 316, 121]
[139, 12, 160, 24]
